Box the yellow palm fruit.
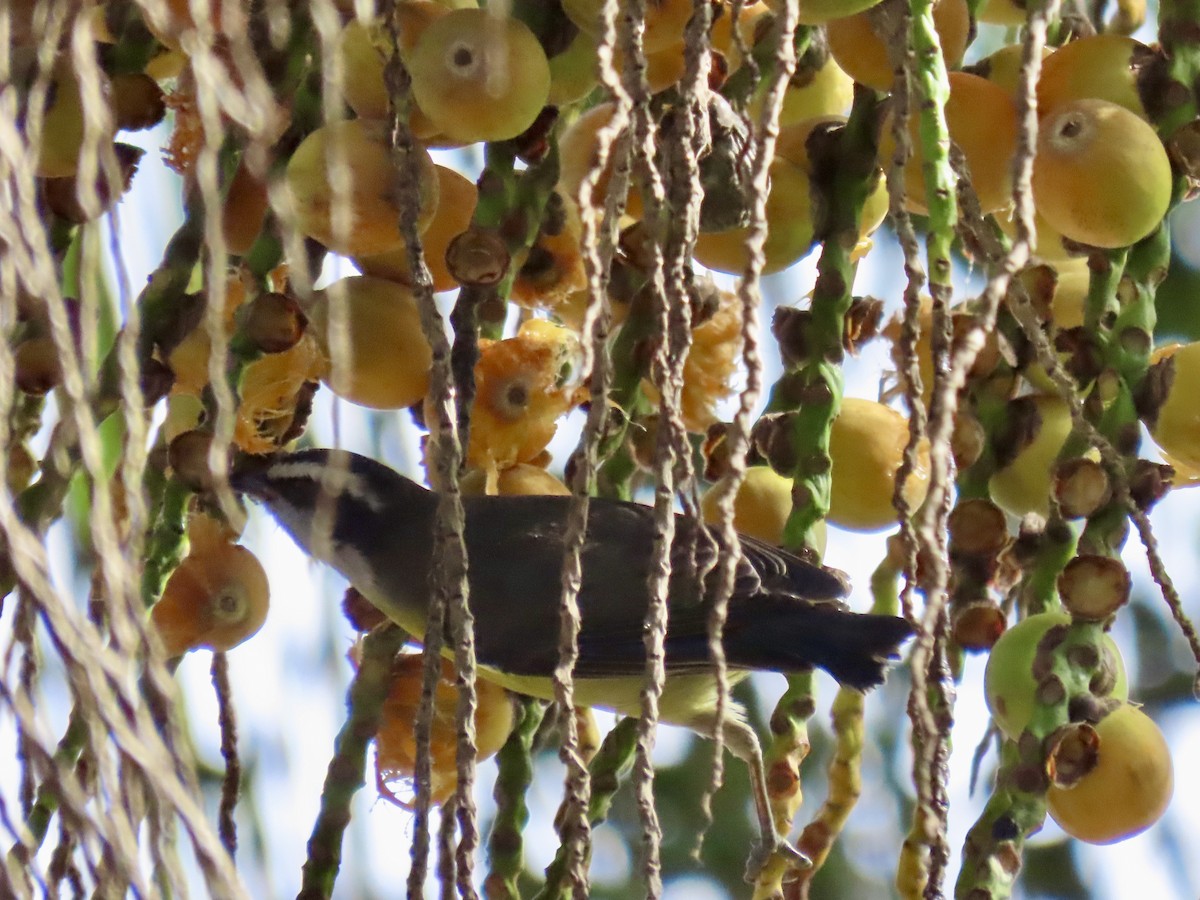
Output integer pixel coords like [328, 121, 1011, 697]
[1032, 99, 1170, 249]
[408, 8, 551, 143]
[457, 319, 584, 471]
[1047, 705, 1173, 844]
[1150, 341, 1200, 471]
[310, 276, 433, 410]
[828, 398, 931, 531]
[285, 120, 439, 257]
[373, 653, 514, 807]
[1037, 34, 1150, 119]
[355, 164, 479, 294]
[151, 542, 270, 658]
[988, 395, 1073, 518]
[700, 465, 828, 555]
[827, 0, 969, 92]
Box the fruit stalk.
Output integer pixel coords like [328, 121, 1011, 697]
[484, 698, 545, 900]
[210, 651, 240, 858]
[1153, 0, 1200, 136]
[787, 545, 906, 893]
[297, 624, 406, 900]
[8, 709, 87, 863]
[140, 472, 190, 608]
[533, 716, 638, 900]
[474, 137, 563, 319]
[382, 19, 479, 898]
[749, 51, 886, 900]
[955, 621, 1108, 898]
[751, 673, 813, 900]
[897, 0, 961, 884]
[1020, 519, 1080, 615]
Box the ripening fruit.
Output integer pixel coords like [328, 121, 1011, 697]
[1037, 34, 1149, 119]
[976, 0, 1027, 25]
[511, 193, 588, 317]
[355, 163, 478, 293]
[41, 141, 143, 225]
[108, 72, 166, 131]
[164, 392, 205, 445]
[995, 204, 1078, 263]
[1047, 704, 1173, 844]
[592, 35, 696, 95]
[187, 510, 242, 554]
[374, 653, 514, 807]
[557, 101, 644, 220]
[774, 116, 890, 243]
[235, 334, 325, 454]
[1150, 341, 1200, 470]
[1021, 261, 1092, 392]
[882, 301, 939, 411]
[1032, 99, 1171, 249]
[882, 297, 1002, 410]
[828, 398, 931, 531]
[222, 159, 270, 256]
[562, 0, 695, 51]
[774, 0, 886, 26]
[459, 319, 584, 471]
[710, 1, 771, 71]
[7, 443, 37, 493]
[310, 275, 433, 410]
[700, 465, 828, 555]
[1163, 450, 1200, 487]
[827, 0, 969, 92]
[702, 466, 793, 544]
[165, 279, 247, 394]
[145, 48, 187, 81]
[988, 394, 1072, 518]
[32, 58, 112, 178]
[881, 72, 1019, 215]
[151, 541, 270, 658]
[339, 19, 397, 120]
[14, 336, 63, 395]
[642, 42, 689, 93]
[408, 8, 551, 143]
[984, 611, 1128, 740]
[548, 29, 600, 106]
[693, 159, 815, 275]
[973, 43, 1048, 98]
[1047, 259, 1091, 330]
[339, 7, 447, 120]
[640, 288, 741, 431]
[460, 463, 571, 496]
[748, 57, 854, 125]
[285, 120, 439, 257]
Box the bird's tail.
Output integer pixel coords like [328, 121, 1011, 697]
[724, 596, 914, 690]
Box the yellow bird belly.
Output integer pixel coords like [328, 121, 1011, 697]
[359, 585, 751, 730]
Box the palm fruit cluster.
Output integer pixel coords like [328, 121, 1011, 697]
[9, 0, 1200, 896]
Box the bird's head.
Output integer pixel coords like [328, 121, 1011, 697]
[232, 449, 434, 593]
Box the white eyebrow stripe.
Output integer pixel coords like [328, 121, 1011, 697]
[266, 457, 386, 512]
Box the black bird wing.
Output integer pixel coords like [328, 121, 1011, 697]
[460, 492, 851, 679]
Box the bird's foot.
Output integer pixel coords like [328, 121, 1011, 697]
[743, 837, 812, 884]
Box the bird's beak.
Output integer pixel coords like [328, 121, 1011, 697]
[229, 453, 276, 500]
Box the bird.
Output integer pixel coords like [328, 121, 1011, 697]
[232, 447, 913, 877]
